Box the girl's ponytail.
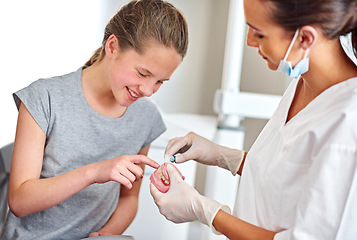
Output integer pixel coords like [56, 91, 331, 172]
[85, 47, 104, 67]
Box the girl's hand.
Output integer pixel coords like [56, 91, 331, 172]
[89, 155, 159, 189]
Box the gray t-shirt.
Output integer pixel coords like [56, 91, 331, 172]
[1, 68, 166, 240]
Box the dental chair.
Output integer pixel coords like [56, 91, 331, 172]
[81, 236, 134, 240]
[0, 155, 7, 230]
[0, 142, 12, 234]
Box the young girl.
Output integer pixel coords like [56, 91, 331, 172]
[1, 0, 188, 239]
[151, 0, 357, 239]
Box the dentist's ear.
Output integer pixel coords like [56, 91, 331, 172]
[299, 26, 318, 50]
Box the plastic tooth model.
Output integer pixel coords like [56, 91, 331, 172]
[150, 163, 184, 193]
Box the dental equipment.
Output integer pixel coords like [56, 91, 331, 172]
[164, 154, 176, 163]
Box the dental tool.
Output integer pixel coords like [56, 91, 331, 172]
[164, 154, 176, 163]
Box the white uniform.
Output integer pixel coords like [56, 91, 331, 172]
[234, 77, 357, 239]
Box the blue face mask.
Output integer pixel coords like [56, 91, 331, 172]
[277, 29, 310, 78]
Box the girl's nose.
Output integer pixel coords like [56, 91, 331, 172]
[246, 28, 258, 48]
[139, 81, 157, 97]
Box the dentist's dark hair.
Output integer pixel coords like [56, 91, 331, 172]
[85, 0, 188, 67]
[263, 0, 357, 58]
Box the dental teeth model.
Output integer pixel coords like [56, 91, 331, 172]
[150, 163, 184, 193]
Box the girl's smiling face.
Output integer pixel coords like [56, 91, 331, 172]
[107, 36, 182, 107]
[243, 0, 301, 71]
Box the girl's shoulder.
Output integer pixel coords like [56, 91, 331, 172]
[29, 68, 82, 90]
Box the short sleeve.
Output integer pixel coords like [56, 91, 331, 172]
[13, 79, 52, 135]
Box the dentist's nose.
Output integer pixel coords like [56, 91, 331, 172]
[246, 27, 258, 48]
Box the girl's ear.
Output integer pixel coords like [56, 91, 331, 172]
[299, 26, 318, 50]
[105, 34, 119, 58]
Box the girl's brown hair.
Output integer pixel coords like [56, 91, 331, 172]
[85, 0, 188, 67]
[264, 0, 357, 58]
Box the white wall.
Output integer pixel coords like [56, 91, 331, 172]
[0, 0, 110, 147]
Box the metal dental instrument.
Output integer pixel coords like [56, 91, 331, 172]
[164, 154, 176, 163]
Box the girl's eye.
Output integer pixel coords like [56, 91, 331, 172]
[157, 80, 164, 84]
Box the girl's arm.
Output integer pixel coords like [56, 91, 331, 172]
[213, 209, 276, 240]
[8, 103, 158, 218]
[90, 145, 150, 236]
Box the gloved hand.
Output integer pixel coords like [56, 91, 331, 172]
[165, 132, 245, 175]
[150, 164, 231, 234]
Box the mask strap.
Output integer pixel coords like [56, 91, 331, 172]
[303, 49, 309, 59]
[283, 29, 300, 61]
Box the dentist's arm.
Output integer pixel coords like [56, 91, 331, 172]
[165, 132, 246, 175]
[150, 164, 276, 240]
[213, 210, 276, 240]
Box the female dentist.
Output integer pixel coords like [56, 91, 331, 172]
[150, 0, 357, 239]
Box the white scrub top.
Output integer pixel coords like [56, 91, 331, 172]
[234, 77, 357, 239]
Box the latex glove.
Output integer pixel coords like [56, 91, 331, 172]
[165, 132, 245, 175]
[150, 164, 231, 234]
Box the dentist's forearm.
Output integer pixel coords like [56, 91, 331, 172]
[213, 209, 276, 240]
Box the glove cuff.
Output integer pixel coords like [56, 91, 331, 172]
[196, 195, 231, 235]
[210, 204, 231, 235]
[218, 147, 245, 176]
[227, 150, 245, 176]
